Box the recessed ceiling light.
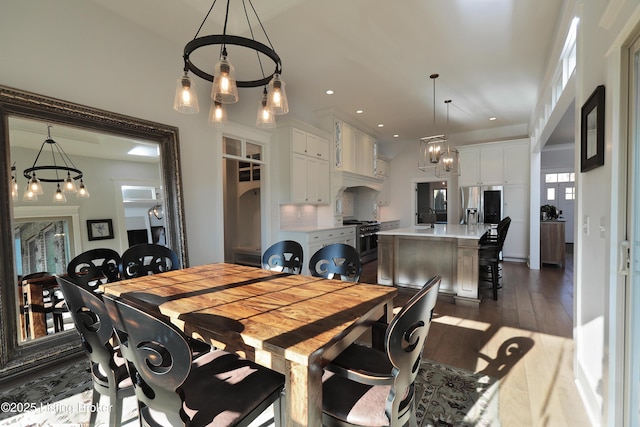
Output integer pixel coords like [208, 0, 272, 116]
[356, 109, 363, 114]
[393, 134, 399, 138]
[377, 124, 384, 128]
[489, 117, 497, 121]
[326, 90, 334, 95]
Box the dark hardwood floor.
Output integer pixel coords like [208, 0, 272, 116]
[361, 253, 592, 426]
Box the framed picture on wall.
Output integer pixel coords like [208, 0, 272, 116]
[580, 85, 605, 172]
[87, 219, 114, 241]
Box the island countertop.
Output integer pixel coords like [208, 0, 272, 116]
[377, 224, 490, 240]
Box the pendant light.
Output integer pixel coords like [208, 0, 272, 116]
[209, 101, 228, 126]
[256, 88, 275, 128]
[436, 100, 460, 177]
[419, 74, 446, 171]
[174, 0, 288, 127]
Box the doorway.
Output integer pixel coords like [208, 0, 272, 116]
[415, 180, 448, 225]
[222, 136, 264, 267]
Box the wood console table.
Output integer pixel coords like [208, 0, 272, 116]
[541, 220, 565, 268]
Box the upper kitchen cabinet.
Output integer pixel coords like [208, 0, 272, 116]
[277, 123, 331, 205]
[376, 156, 391, 206]
[458, 139, 530, 186]
[292, 127, 329, 161]
[332, 119, 377, 177]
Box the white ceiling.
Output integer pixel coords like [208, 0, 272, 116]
[90, 0, 569, 152]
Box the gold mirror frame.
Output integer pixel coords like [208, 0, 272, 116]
[0, 85, 188, 379]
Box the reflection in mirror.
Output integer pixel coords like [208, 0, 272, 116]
[10, 117, 165, 344]
[0, 85, 185, 379]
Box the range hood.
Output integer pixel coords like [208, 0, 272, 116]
[333, 170, 383, 192]
[334, 171, 382, 221]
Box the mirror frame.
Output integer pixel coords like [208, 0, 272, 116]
[0, 85, 188, 379]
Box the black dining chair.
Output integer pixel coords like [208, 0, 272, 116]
[308, 243, 362, 282]
[102, 294, 285, 427]
[57, 276, 135, 427]
[479, 216, 511, 300]
[21, 272, 67, 335]
[321, 275, 441, 427]
[67, 248, 121, 292]
[120, 243, 179, 279]
[262, 240, 304, 274]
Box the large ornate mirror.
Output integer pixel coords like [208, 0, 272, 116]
[0, 86, 187, 379]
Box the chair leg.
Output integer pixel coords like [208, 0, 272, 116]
[273, 391, 284, 427]
[491, 262, 499, 301]
[89, 388, 100, 427]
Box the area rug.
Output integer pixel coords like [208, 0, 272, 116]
[415, 360, 500, 427]
[0, 359, 138, 426]
[0, 358, 498, 427]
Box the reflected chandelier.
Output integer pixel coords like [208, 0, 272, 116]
[21, 125, 90, 203]
[419, 74, 446, 171]
[173, 0, 289, 129]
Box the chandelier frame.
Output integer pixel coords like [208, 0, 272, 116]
[182, 34, 282, 88]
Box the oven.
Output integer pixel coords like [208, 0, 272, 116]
[344, 220, 380, 263]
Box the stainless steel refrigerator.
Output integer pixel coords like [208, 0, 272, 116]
[460, 185, 503, 224]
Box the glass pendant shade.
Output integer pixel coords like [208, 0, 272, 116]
[77, 179, 90, 198]
[10, 176, 18, 201]
[23, 183, 37, 201]
[212, 56, 239, 104]
[173, 73, 200, 114]
[53, 184, 66, 203]
[208, 101, 228, 126]
[63, 172, 77, 193]
[267, 74, 289, 115]
[29, 174, 44, 195]
[256, 91, 275, 128]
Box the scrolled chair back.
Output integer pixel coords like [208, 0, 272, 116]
[308, 243, 362, 282]
[384, 275, 441, 425]
[262, 240, 304, 274]
[67, 248, 121, 291]
[120, 243, 180, 279]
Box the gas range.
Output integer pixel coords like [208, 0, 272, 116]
[342, 220, 380, 263]
[343, 220, 381, 234]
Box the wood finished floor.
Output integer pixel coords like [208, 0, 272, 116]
[360, 253, 592, 427]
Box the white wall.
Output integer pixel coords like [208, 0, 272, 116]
[574, 1, 640, 425]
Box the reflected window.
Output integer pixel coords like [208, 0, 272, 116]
[15, 220, 70, 276]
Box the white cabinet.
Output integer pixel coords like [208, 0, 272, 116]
[376, 158, 390, 177]
[334, 119, 376, 177]
[459, 141, 529, 186]
[503, 143, 530, 184]
[376, 157, 391, 206]
[279, 226, 357, 275]
[278, 125, 330, 205]
[503, 183, 529, 260]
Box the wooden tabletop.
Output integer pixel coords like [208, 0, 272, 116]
[100, 263, 397, 426]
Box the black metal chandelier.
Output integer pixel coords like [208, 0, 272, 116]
[173, 0, 288, 128]
[22, 125, 89, 202]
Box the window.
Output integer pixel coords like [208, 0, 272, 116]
[545, 172, 575, 183]
[547, 188, 556, 200]
[565, 187, 575, 200]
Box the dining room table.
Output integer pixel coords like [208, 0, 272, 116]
[99, 262, 398, 426]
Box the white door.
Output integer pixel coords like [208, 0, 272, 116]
[541, 170, 575, 243]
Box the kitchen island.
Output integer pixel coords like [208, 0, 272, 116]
[377, 224, 490, 305]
